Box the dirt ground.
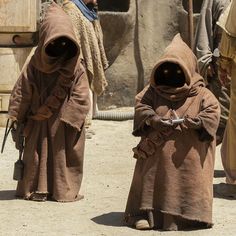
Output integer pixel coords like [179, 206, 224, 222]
[0, 119, 236, 236]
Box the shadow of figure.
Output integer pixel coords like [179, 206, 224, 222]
[214, 183, 236, 200]
[0, 190, 16, 200]
[214, 170, 226, 178]
[91, 212, 124, 227]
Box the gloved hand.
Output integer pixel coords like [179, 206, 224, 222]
[184, 116, 202, 129]
[147, 115, 173, 131]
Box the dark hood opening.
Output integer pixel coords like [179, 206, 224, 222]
[154, 62, 186, 88]
[45, 36, 78, 61]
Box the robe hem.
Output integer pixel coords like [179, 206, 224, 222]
[160, 210, 213, 227]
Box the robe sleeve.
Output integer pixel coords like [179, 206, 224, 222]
[197, 88, 221, 141]
[194, 0, 230, 77]
[212, 0, 230, 22]
[132, 85, 156, 137]
[194, 0, 213, 77]
[8, 65, 33, 122]
[60, 70, 90, 131]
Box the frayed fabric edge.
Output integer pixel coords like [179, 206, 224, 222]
[160, 209, 213, 227]
[124, 209, 213, 228]
[53, 194, 84, 203]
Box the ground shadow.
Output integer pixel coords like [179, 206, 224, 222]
[91, 212, 125, 227]
[214, 183, 236, 200]
[0, 190, 16, 200]
[214, 170, 226, 178]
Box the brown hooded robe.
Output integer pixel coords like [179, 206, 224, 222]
[125, 34, 220, 229]
[8, 3, 90, 202]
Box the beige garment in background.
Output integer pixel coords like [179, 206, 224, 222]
[218, 0, 236, 38]
[221, 62, 236, 184]
[219, 0, 236, 184]
[62, 0, 109, 96]
[194, 0, 229, 77]
[225, 0, 236, 37]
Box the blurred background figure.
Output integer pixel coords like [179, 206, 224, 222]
[218, 0, 236, 185]
[194, 0, 230, 144]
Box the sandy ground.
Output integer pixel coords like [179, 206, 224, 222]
[0, 119, 236, 236]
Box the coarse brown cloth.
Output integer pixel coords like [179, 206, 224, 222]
[62, 0, 109, 95]
[125, 34, 220, 228]
[8, 3, 90, 202]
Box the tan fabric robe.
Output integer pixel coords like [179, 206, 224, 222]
[125, 34, 220, 229]
[8, 3, 90, 202]
[219, 0, 236, 184]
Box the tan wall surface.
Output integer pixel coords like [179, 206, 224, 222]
[0, 0, 38, 32]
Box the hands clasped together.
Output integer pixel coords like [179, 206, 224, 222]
[146, 115, 202, 131]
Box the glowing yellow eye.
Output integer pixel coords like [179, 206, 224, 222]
[164, 69, 169, 74]
[177, 70, 182, 74]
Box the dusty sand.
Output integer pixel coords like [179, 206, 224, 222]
[0, 119, 236, 236]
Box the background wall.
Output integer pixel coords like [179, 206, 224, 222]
[0, 0, 204, 114]
[98, 0, 203, 109]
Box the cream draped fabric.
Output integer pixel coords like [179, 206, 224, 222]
[218, 0, 236, 184]
[62, 0, 109, 95]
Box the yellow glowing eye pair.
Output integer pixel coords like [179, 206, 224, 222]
[50, 42, 66, 46]
[163, 69, 182, 74]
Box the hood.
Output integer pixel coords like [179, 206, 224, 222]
[150, 34, 204, 101]
[31, 2, 80, 77]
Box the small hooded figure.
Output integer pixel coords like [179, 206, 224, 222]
[124, 34, 220, 230]
[8, 3, 90, 202]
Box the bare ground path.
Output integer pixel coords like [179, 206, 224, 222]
[0, 120, 236, 236]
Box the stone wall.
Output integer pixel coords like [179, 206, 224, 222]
[98, 0, 203, 109]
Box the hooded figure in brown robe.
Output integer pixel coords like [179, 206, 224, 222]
[8, 2, 90, 202]
[124, 34, 220, 231]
